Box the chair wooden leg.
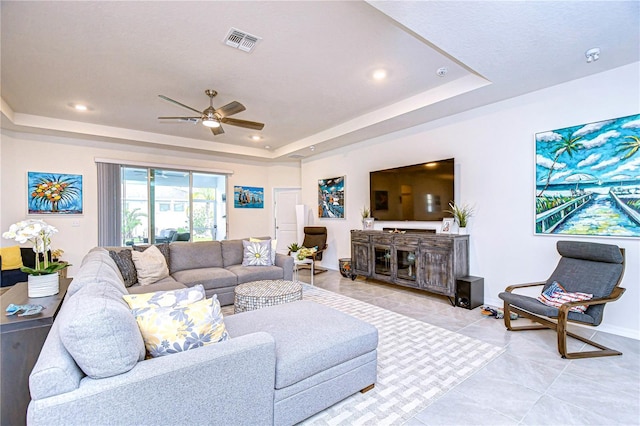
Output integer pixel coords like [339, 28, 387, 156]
[557, 311, 622, 359]
[503, 303, 547, 331]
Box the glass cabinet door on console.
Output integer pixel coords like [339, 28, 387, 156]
[395, 246, 419, 288]
[373, 246, 392, 279]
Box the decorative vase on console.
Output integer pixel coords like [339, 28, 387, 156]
[445, 201, 474, 235]
[2, 219, 69, 298]
[361, 207, 374, 230]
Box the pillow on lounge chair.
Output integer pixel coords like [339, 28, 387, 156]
[537, 281, 593, 313]
[0, 245, 23, 270]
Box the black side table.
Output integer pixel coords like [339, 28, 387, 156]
[1, 278, 70, 426]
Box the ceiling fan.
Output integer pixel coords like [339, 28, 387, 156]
[158, 89, 264, 136]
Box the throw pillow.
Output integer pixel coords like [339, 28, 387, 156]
[538, 281, 593, 313]
[131, 294, 230, 358]
[122, 285, 206, 311]
[109, 249, 138, 287]
[242, 239, 272, 266]
[250, 237, 277, 264]
[0, 245, 23, 270]
[131, 245, 170, 286]
[133, 243, 170, 269]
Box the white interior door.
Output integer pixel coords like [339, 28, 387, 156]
[274, 188, 301, 253]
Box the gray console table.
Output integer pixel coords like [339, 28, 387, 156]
[1, 278, 70, 426]
[351, 230, 469, 300]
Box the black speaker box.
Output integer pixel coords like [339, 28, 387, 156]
[456, 276, 484, 310]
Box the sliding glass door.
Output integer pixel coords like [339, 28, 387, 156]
[120, 167, 226, 245]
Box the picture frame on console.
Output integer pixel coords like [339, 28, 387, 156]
[440, 218, 454, 234]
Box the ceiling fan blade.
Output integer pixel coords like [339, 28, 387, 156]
[211, 125, 225, 136]
[158, 95, 202, 114]
[221, 117, 265, 130]
[158, 116, 201, 120]
[215, 101, 246, 118]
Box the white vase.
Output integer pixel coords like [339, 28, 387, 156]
[28, 272, 60, 298]
[363, 218, 375, 230]
[458, 227, 468, 235]
[290, 251, 299, 259]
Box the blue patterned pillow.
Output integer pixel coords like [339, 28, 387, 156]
[241, 240, 272, 266]
[122, 285, 206, 311]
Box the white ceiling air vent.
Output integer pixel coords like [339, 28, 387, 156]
[224, 28, 261, 53]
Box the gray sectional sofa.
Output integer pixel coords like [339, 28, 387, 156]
[110, 237, 294, 305]
[28, 241, 378, 425]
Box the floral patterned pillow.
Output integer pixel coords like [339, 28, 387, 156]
[122, 285, 205, 311]
[129, 294, 230, 358]
[241, 239, 272, 266]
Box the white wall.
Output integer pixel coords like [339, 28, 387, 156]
[0, 131, 300, 277]
[301, 63, 640, 339]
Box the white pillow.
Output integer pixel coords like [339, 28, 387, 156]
[250, 237, 277, 264]
[242, 240, 272, 266]
[131, 245, 170, 286]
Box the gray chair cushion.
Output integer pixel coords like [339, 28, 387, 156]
[171, 267, 237, 290]
[557, 241, 623, 264]
[58, 281, 146, 379]
[225, 300, 378, 389]
[498, 291, 596, 324]
[169, 241, 223, 272]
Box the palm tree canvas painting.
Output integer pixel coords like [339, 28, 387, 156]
[535, 113, 640, 237]
[28, 172, 83, 214]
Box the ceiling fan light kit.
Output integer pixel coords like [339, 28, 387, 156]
[158, 89, 264, 136]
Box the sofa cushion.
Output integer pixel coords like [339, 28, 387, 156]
[127, 276, 186, 294]
[109, 249, 137, 287]
[171, 267, 238, 290]
[250, 237, 277, 264]
[169, 241, 223, 273]
[242, 240, 273, 266]
[225, 300, 378, 389]
[58, 281, 146, 379]
[131, 245, 170, 286]
[221, 239, 244, 267]
[131, 294, 230, 358]
[226, 264, 285, 284]
[123, 284, 205, 310]
[67, 249, 127, 298]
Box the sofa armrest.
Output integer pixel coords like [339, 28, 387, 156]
[275, 253, 294, 280]
[28, 332, 277, 426]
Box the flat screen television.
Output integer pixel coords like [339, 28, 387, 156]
[370, 158, 454, 221]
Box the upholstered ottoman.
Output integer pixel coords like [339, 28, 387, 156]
[224, 300, 378, 426]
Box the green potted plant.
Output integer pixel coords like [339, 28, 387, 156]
[287, 242, 301, 258]
[446, 201, 475, 234]
[361, 207, 374, 230]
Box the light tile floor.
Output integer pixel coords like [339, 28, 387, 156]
[303, 269, 640, 425]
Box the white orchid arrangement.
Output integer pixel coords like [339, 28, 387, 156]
[2, 219, 69, 275]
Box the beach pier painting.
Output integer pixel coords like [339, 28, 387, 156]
[535, 114, 640, 238]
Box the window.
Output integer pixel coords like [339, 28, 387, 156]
[116, 166, 227, 245]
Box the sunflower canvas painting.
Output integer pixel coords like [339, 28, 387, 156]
[28, 172, 83, 214]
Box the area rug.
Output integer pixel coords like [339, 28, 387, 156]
[299, 284, 504, 425]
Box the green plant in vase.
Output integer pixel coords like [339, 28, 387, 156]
[445, 202, 475, 234]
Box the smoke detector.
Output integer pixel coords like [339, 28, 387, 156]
[224, 28, 261, 52]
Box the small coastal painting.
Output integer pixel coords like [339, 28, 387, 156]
[318, 176, 345, 218]
[234, 186, 264, 208]
[28, 172, 83, 214]
[535, 113, 640, 237]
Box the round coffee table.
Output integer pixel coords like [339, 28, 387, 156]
[234, 280, 303, 314]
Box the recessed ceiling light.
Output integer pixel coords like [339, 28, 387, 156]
[264, 145, 271, 149]
[436, 67, 448, 77]
[310, 145, 316, 151]
[251, 135, 262, 141]
[73, 104, 88, 111]
[372, 69, 387, 80]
